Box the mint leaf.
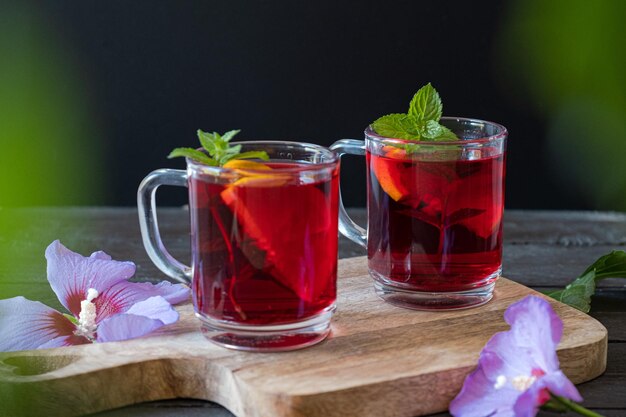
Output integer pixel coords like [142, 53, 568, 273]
[169, 129, 269, 166]
[168, 147, 217, 166]
[221, 129, 241, 143]
[224, 144, 243, 158]
[437, 125, 459, 141]
[421, 120, 444, 139]
[371, 83, 458, 142]
[408, 83, 443, 121]
[197, 130, 219, 154]
[234, 151, 270, 161]
[372, 114, 421, 140]
[402, 143, 422, 154]
[546, 250, 626, 312]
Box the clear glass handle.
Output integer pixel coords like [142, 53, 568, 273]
[330, 139, 367, 248]
[137, 169, 192, 284]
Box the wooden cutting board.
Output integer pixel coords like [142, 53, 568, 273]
[0, 256, 607, 417]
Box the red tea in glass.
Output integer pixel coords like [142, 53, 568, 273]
[367, 147, 505, 290]
[332, 118, 507, 310]
[138, 142, 339, 351]
[189, 162, 338, 326]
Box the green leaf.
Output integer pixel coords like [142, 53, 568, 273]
[580, 250, 626, 278]
[171, 129, 268, 167]
[371, 114, 421, 140]
[437, 125, 459, 141]
[421, 121, 459, 141]
[420, 120, 444, 139]
[408, 83, 443, 121]
[546, 271, 596, 313]
[546, 250, 626, 312]
[197, 130, 219, 154]
[221, 129, 241, 143]
[371, 83, 458, 142]
[401, 143, 422, 154]
[168, 147, 217, 166]
[234, 151, 270, 161]
[217, 144, 244, 165]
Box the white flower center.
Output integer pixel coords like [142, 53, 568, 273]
[493, 375, 507, 389]
[493, 374, 537, 391]
[511, 375, 537, 391]
[76, 288, 99, 340]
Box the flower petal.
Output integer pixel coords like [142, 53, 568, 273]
[481, 296, 562, 380]
[95, 280, 189, 322]
[542, 371, 583, 402]
[513, 380, 551, 417]
[89, 251, 112, 261]
[0, 297, 89, 352]
[95, 314, 164, 342]
[513, 382, 544, 417]
[45, 240, 136, 317]
[449, 363, 518, 417]
[96, 297, 179, 343]
[450, 296, 575, 417]
[481, 333, 531, 378]
[125, 296, 179, 325]
[503, 296, 562, 372]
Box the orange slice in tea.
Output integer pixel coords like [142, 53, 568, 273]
[223, 159, 289, 188]
[223, 159, 272, 171]
[370, 146, 411, 202]
[220, 160, 284, 257]
[220, 163, 335, 302]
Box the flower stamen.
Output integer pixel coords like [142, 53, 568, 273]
[75, 288, 99, 340]
[511, 375, 537, 392]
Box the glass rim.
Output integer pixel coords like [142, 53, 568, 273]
[186, 140, 339, 174]
[365, 116, 508, 146]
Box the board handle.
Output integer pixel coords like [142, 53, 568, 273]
[137, 169, 192, 284]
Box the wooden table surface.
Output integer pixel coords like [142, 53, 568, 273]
[1, 208, 625, 417]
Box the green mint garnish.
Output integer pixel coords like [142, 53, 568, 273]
[371, 83, 458, 143]
[408, 83, 442, 121]
[547, 250, 626, 312]
[168, 129, 269, 166]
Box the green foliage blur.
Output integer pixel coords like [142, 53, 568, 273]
[0, 2, 105, 305]
[0, 3, 104, 208]
[498, 0, 626, 209]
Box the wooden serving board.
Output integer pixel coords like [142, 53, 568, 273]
[0, 256, 607, 417]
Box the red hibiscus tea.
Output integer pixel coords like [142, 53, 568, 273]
[366, 147, 505, 292]
[185, 145, 340, 351]
[138, 140, 339, 351]
[332, 117, 507, 310]
[190, 162, 338, 326]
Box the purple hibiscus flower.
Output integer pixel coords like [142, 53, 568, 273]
[0, 240, 189, 352]
[450, 295, 585, 417]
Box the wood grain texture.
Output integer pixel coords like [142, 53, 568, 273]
[0, 257, 607, 417]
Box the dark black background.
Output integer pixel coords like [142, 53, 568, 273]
[34, 1, 583, 209]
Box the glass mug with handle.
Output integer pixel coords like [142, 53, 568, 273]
[331, 117, 507, 310]
[138, 141, 340, 351]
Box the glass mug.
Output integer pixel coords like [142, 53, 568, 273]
[331, 117, 507, 310]
[138, 141, 340, 351]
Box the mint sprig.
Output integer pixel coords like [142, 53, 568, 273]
[371, 83, 458, 143]
[408, 83, 442, 121]
[168, 129, 269, 166]
[547, 250, 626, 312]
